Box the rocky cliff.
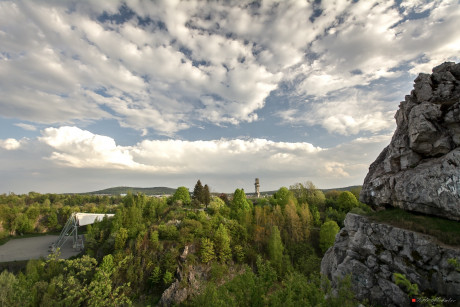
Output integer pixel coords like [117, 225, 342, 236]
[360, 62, 460, 221]
[321, 214, 460, 306]
[322, 62, 460, 306]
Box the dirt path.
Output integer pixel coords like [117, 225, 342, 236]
[0, 235, 81, 262]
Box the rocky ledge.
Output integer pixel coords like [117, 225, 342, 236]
[321, 213, 460, 307]
[360, 62, 460, 221]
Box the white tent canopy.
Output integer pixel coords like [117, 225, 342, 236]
[75, 213, 115, 226]
[52, 212, 115, 251]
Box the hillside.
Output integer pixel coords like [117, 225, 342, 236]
[83, 186, 176, 195]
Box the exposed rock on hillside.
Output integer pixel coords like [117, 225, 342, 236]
[321, 214, 460, 307]
[159, 244, 245, 306]
[360, 62, 460, 221]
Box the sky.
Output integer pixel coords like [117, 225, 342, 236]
[1, 0, 459, 194]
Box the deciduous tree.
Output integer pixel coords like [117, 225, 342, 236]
[319, 220, 340, 253]
[172, 186, 191, 205]
[214, 224, 231, 263]
[269, 226, 284, 275]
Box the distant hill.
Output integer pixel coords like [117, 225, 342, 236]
[246, 185, 362, 196]
[83, 185, 361, 196]
[83, 186, 176, 195]
[321, 185, 361, 193]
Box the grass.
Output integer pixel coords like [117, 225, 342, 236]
[367, 208, 460, 246]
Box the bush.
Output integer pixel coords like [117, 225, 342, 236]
[158, 224, 179, 240]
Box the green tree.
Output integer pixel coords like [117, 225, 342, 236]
[114, 227, 128, 250]
[289, 181, 325, 209]
[163, 271, 174, 286]
[172, 186, 191, 205]
[46, 210, 58, 231]
[268, 226, 284, 275]
[233, 245, 245, 263]
[214, 224, 231, 263]
[273, 187, 295, 207]
[320, 220, 340, 253]
[232, 189, 252, 211]
[203, 184, 211, 208]
[208, 196, 225, 214]
[193, 180, 204, 204]
[337, 191, 359, 212]
[150, 230, 160, 250]
[150, 266, 161, 285]
[393, 273, 419, 297]
[201, 237, 215, 263]
[311, 205, 321, 227]
[0, 271, 19, 306]
[304, 181, 326, 210]
[284, 201, 303, 244]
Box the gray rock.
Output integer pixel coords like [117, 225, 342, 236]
[360, 62, 460, 220]
[321, 214, 460, 306]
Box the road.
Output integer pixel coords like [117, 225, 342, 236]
[0, 235, 81, 262]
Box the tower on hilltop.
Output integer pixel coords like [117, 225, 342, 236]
[254, 178, 260, 198]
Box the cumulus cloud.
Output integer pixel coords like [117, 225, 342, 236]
[35, 126, 391, 191]
[39, 126, 323, 173]
[1, 0, 458, 137]
[39, 126, 142, 169]
[0, 138, 22, 150]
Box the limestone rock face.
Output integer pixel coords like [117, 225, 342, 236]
[360, 62, 460, 221]
[321, 214, 460, 307]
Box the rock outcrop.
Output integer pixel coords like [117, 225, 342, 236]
[159, 244, 245, 306]
[322, 63, 460, 307]
[321, 214, 460, 307]
[360, 62, 460, 221]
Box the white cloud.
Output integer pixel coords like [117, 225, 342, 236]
[278, 89, 396, 135]
[39, 126, 141, 169]
[0, 138, 22, 150]
[34, 126, 391, 191]
[0, 0, 458, 137]
[14, 123, 37, 131]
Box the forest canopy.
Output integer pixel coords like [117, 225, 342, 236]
[0, 182, 370, 306]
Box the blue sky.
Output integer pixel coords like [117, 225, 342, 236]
[0, 0, 459, 194]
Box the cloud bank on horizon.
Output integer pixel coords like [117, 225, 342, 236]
[0, 0, 459, 193]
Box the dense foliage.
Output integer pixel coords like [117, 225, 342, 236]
[0, 183, 372, 306]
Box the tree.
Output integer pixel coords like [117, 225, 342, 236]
[203, 184, 211, 208]
[337, 191, 358, 212]
[193, 180, 204, 204]
[273, 187, 295, 207]
[163, 271, 174, 286]
[304, 181, 326, 210]
[214, 224, 231, 263]
[319, 221, 340, 253]
[172, 186, 191, 205]
[114, 228, 128, 250]
[284, 201, 303, 244]
[208, 196, 225, 215]
[201, 237, 215, 263]
[268, 226, 284, 275]
[298, 203, 313, 240]
[231, 189, 252, 211]
[289, 181, 325, 209]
